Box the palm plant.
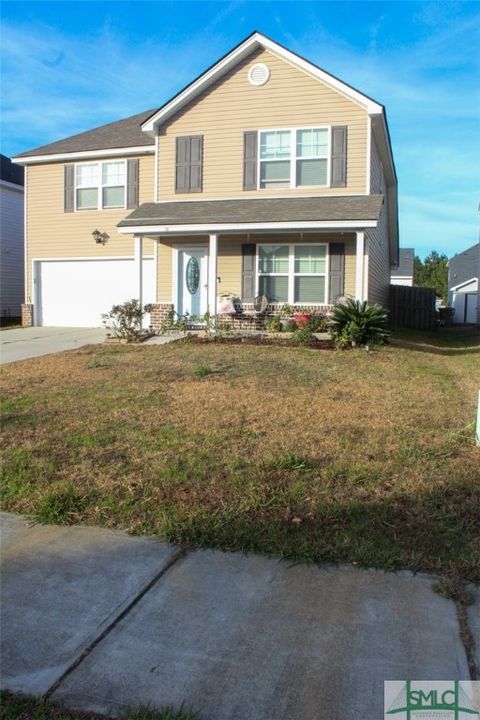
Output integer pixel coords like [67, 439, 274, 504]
[329, 298, 389, 349]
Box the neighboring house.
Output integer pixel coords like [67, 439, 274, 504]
[0, 155, 24, 322]
[13, 32, 398, 329]
[448, 242, 480, 325]
[390, 248, 414, 286]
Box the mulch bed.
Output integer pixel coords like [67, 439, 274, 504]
[181, 334, 335, 350]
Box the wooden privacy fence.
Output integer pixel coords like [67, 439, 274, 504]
[389, 285, 436, 330]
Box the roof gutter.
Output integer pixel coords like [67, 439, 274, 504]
[12, 145, 155, 165]
[118, 219, 378, 235]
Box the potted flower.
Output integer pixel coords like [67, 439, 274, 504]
[292, 307, 312, 328]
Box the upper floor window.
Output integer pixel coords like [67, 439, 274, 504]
[75, 161, 126, 210]
[258, 127, 330, 189]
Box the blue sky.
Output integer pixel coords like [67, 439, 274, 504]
[1, 1, 479, 259]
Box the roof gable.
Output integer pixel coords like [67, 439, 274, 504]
[448, 242, 480, 287]
[159, 46, 369, 134]
[142, 31, 383, 133]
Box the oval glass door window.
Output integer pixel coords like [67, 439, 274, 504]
[186, 257, 200, 294]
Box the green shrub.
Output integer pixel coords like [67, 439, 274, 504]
[102, 299, 148, 341]
[292, 325, 314, 346]
[329, 299, 389, 349]
[309, 313, 329, 332]
[264, 315, 282, 333]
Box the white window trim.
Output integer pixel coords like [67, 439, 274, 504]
[74, 159, 127, 212]
[257, 126, 331, 190]
[255, 243, 329, 306]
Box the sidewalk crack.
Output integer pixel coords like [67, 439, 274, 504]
[43, 545, 187, 700]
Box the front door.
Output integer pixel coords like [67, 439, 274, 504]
[176, 247, 208, 318]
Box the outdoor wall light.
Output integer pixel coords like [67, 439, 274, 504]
[92, 229, 109, 245]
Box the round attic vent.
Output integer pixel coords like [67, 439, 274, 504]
[248, 63, 270, 86]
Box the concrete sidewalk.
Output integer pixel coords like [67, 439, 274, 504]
[1, 512, 477, 719]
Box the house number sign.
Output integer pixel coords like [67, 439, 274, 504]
[186, 257, 200, 294]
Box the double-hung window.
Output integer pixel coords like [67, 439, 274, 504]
[258, 245, 290, 302]
[75, 161, 126, 210]
[296, 129, 328, 186]
[258, 127, 329, 189]
[258, 244, 327, 304]
[259, 131, 291, 188]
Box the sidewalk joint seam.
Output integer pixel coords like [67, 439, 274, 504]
[43, 545, 187, 700]
[456, 601, 479, 680]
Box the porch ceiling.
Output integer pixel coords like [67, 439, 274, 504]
[118, 195, 383, 233]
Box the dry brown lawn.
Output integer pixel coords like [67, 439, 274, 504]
[1, 328, 479, 580]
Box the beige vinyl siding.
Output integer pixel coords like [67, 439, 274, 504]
[157, 48, 368, 200]
[157, 233, 356, 303]
[366, 200, 390, 306]
[25, 154, 155, 300]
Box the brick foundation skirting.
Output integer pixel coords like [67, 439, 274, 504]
[21, 304, 34, 327]
[223, 304, 331, 331]
[148, 303, 174, 330]
[148, 302, 331, 332]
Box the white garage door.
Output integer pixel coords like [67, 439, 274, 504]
[34, 258, 155, 327]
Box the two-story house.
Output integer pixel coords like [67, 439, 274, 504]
[14, 32, 398, 329]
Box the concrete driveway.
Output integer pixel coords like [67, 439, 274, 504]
[1, 512, 477, 720]
[0, 327, 106, 364]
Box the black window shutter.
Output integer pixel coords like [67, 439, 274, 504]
[242, 243, 256, 302]
[64, 164, 74, 212]
[176, 136, 203, 193]
[126, 159, 139, 208]
[331, 126, 347, 187]
[175, 137, 189, 192]
[189, 136, 203, 193]
[329, 243, 345, 303]
[243, 131, 258, 190]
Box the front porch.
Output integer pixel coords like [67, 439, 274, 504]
[131, 229, 369, 331]
[117, 195, 382, 330]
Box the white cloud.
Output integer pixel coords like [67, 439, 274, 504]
[0, 20, 219, 154]
[1, 5, 478, 260]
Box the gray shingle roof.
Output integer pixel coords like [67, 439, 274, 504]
[0, 155, 24, 185]
[391, 248, 414, 277]
[15, 109, 156, 158]
[118, 195, 384, 227]
[448, 242, 480, 288]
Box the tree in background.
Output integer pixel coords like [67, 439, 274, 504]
[413, 251, 449, 302]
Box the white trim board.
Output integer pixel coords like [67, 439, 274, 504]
[13, 146, 154, 165]
[142, 32, 383, 132]
[31, 255, 154, 262]
[118, 220, 378, 235]
[450, 277, 479, 293]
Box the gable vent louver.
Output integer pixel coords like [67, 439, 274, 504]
[248, 63, 270, 86]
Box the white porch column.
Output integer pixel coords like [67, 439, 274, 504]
[208, 233, 218, 316]
[355, 231, 365, 301]
[134, 235, 143, 309]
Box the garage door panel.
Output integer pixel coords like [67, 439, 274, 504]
[452, 292, 479, 325]
[36, 259, 155, 327]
